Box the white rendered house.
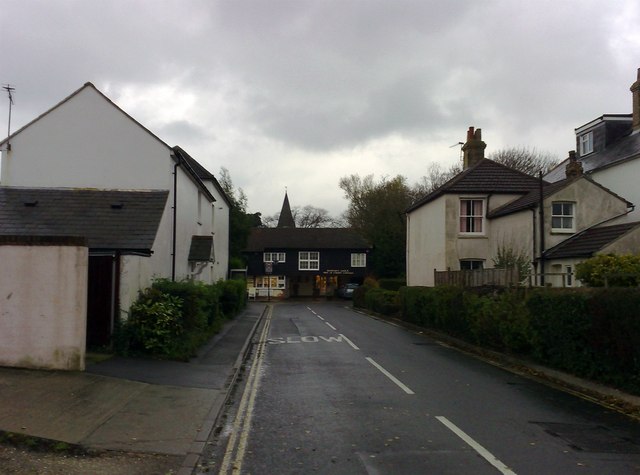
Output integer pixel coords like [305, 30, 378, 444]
[0, 82, 230, 321]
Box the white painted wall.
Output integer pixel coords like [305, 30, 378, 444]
[0, 84, 227, 316]
[406, 197, 446, 286]
[0, 244, 88, 370]
[590, 159, 640, 222]
[206, 183, 230, 281]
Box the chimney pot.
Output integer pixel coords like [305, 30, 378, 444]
[565, 150, 583, 179]
[462, 126, 487, 169]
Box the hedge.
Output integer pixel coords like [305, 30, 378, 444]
[116, 278, 247, 360]
[356, 284, 640, 395]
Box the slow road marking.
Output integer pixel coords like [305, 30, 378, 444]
[436, 416, 517, 475]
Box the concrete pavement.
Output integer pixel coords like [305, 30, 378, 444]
[0, 302, 266, 475]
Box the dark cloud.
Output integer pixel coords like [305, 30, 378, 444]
[1, 0, 639, 215]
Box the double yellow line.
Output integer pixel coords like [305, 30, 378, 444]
[219, 305, 272, 474]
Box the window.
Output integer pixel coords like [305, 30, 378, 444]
[264, 252, 286, 263]
[566, 265, 573, 287]
[460, 260, 484, 270]
[351, 253, 366, 267]
[299, 251, 319, 270]
[551, 202, 575, 232]
[579, 132, 593, 156]
[460, 199, 484, 233]
[255, 275, 285, 289]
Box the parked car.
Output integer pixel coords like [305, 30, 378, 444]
[338, 283, 359, 299]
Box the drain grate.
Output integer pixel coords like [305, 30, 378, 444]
[533, 422, 640, 454]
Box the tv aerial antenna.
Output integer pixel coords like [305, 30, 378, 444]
[3, 84, 15, 151]
[449, 141, 464, 162]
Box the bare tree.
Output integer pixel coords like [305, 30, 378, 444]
[412, 162, 461, 198]
[489, 146, 559, 175]
[262, 205, 344, 228]
[412, 146, 560, 202]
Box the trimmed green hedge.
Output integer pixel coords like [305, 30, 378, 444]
[116, 278, 247, 360]
[356, 284, 640, 395]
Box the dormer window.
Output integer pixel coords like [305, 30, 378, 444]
[579, 131, 593, 156]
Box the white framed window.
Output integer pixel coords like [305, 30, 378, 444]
[255, 275, 285, 289]
[460, 259, 484, 270]
[566, 265, 573, 287]
[299, 251, 319, 270]
[351, 253, 366, 267]
[460, 199, 484, 234]
[579, 132, 593, 156]
[551, 202, 575, 232]
[264, 252, 286, 263]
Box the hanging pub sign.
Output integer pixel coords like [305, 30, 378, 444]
[265, 262, 273, 274]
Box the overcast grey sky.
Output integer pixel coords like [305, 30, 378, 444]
[2, 0, 639, 217]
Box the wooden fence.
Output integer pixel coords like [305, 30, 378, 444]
[434, 268, 520, 287]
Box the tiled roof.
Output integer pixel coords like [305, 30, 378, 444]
[545, 132, 640, 183]
[544, 222, 640, 259]
[188, 235, 213, 261]
[488, 179, 567, 218]
[245, 227, 371, 251]
[488, 175, 632, 219]
[0, 187, 168, 253]
[407, 159, 542, 212]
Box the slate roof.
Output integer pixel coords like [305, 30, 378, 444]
[544, 222, 640, 259]
[172, 146, 232, 207]
[245, 228, 371, 251]
[277, 193, 296, 228]
[188, 235, 214, 261]
[407, 159, 542, 212]
[545, 132, 640, 183]
[0, 187, 168, 254]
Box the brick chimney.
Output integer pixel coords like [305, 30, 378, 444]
[462, 126, 486, 169]
[632, 67, 640, 133]
[565, 150, 583, 179]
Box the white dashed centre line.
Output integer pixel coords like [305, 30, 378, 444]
[436, 416, 517, 475]
[365, 357, 415, 395]
[325, 321, 337, 331]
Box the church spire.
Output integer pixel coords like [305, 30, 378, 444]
[277, 191, 296, 228]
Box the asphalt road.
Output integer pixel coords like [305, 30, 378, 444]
[203, 302, 640, 474]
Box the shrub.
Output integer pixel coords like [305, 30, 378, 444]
[364, 288, 401, 316]
[117, 278, 247, 360]
[576, 254, 640, 287]
[218, 279, 247, 317]
[378, 278, 406, 291]
[120, 289, 185, 357]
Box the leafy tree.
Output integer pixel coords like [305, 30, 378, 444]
[340, 174, 412, 278]
[218, 167, 260, 265]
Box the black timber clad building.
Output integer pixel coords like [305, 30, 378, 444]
[243, 193, 372, 299]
